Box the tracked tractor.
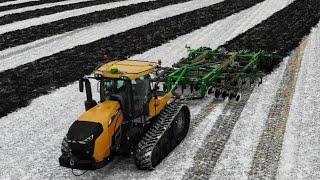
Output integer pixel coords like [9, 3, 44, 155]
[59, 46, 281, 172]
[59, 60, 191, 170]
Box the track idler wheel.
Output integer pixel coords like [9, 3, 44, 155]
[258, 77, 263, 86]
[214, 89, 221, 98]
[134, 104, 190, 170]
[235, 93, 242, 102]
[207, 86, 214, 94]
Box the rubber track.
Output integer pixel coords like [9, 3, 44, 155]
[0, 0, 125, 26]
[135, 103, 185, 169]
[0, 0, 67, 12]
[182, 88, 254, 180]
[0, 0, 194, 51]
[248, 39, 307, 179]
[0, 0, 265, 118]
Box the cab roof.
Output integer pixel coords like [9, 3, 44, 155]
[94, 60, 158, 80]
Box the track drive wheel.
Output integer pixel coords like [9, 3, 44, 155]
[134, 103, 190, 170]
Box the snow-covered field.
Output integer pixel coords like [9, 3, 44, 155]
[0, 0, 95, 17]
[277, 23, 320, 180]
[0, 0, 319, 179]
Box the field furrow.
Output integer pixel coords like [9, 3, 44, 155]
[0, 0, 96, 19]
[0, 0, 155, 34]
[0, 0, 67, 12]
[0, 0, 319, 179]
[0, 0, 136, 25]
[277, 23, 320, 180]
[0, 0, 264, 118]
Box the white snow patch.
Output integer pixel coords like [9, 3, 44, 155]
[277, 22, 320, 180]
[131, 0, 294, 67]
[209, 57, 289, 180]
[0, 0, 224, 72]
[0, 0, 157, 34]
[0, 0, 295, 179]
[0, 0, 40, 7]
[141, 103, 225, 180]
[0, 0, 95, 18]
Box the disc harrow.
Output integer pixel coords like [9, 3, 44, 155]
[160, 46, 281, 99]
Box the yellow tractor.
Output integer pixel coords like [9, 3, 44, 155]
[59, 60, 190, 170]
[59, 47, 278, 172]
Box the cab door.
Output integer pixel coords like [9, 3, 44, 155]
[131, 76, 151, 118]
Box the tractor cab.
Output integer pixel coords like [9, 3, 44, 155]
[98, 73, 152, 120]
[81, 60, 168, 122]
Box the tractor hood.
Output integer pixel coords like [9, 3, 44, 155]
[78, 100, 121, 123]
[66, 100, 120, 142]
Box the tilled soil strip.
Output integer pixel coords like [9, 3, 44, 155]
[0, 0, 67, 12]
[248, 38, 308, 180]
[0, 0, 16, 4]
[0, 0, 195, 51]
[222, 0, 320, 57]
[182, 88, 254, 180]
[0, 0, 127, 26]
[0, 0, 265, 118]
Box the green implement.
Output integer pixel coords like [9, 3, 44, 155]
[164, 47, 281, 99]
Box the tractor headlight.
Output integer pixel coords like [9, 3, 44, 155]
[78, 134, 94, 144]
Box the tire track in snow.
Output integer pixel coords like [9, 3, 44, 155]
[277, 23, 320, 180]
[248, 38, 308, 180]
[209, 57, 288, 179]
[0, 0, 286, 177]
[0, 0, 263, 118]
[182, 88, 254, 180]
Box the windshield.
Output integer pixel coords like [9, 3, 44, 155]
[100, 78, 126, 101]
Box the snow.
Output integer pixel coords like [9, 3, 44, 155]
[209, 57, 288, 180]
[0, 0, 303, 179]
[0, 0, 95, 18]
[0, 0, 40, 7]
[0, 0, 157, 34]
[139, 102, 225, 180]
[130, 0, 294, 67]
[276, 23, 320, 180]
[0, 0, 224, 72]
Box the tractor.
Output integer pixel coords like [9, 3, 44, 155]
[59, 46, 281, 172]
[59, 60, 190, 170]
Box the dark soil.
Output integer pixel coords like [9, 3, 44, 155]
[0, 0, 194, 51]
[2, 0, 318, 118]
[222, 0, 320, 57]
[0, 0, 67, 12]
[0, 0, 15, 3]
[0, 0, 125, 25]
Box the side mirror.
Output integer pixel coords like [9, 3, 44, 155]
[79, 79, 84, 92]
